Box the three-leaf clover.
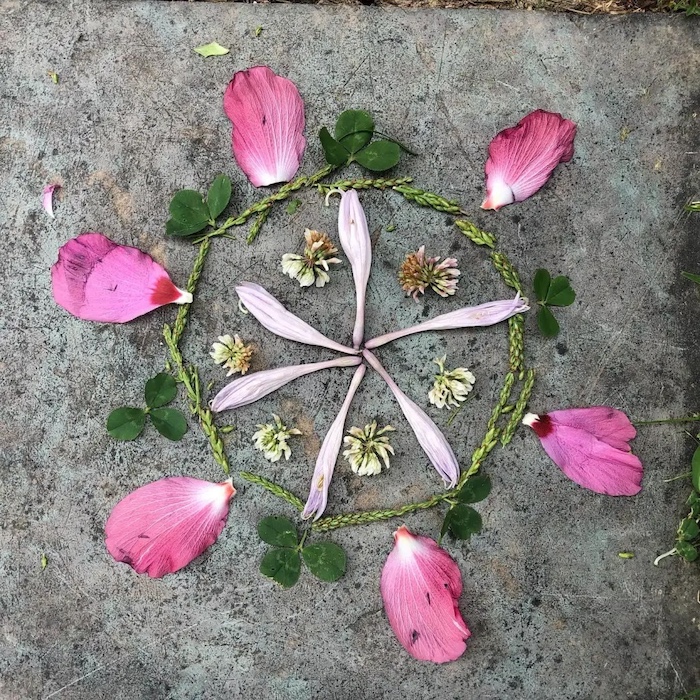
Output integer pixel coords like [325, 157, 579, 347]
[533, 268, 576, 337]
[319, 109, 412, 173]
[107, 373, 187, 442]
[257, 516, 346, 588]
[439, 475, 491, 542]
[166, 174, 232, 237]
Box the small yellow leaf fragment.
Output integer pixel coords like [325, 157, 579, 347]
[193, 42, 230, 57]
[255, 26, 263, 37]
[618, 551, 635, 559]
[47, 71, 59, 84]
[41, 553, 48, 570]
[619, 126, 632, 143]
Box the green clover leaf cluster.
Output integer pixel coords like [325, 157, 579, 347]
[533, 268, 576, 337]
[107, 373, 187, 442]
[166, 174, 232, 237]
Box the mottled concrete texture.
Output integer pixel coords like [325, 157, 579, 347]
[1, 1, 699, 698]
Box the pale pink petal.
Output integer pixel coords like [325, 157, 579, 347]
[523, 410, 643, 496]
[105, 477, 235, 578]
[236, 282, 358, 355]
[224, 66, 306, 187]
[481, 110, 576, 210]
[380, 525, 470, 663]
[302, 365, 366, 520]
[51, 233, 192, 323]
[363, 350, 459, 487]
[337, 190, 371, 348]
[365, 295, 528, 349]
[42, 183, 60, 217]
[211, 356, 362, 412]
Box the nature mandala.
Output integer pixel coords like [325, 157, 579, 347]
[48, 65, 649, 664]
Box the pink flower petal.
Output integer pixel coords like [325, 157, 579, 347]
[42, 183, 61, 217]
[481, 110, 576, 210]
[224, 66, 306, 187]
[105, 477, 235, 578]
[381, 525, 470, 663]
[51, 233, 192, 323]
[210, 356, 362, 412]
[302, 364, 366, 520]
[523, 408, 643, 496]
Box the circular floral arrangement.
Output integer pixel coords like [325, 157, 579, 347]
[47, 65, 646, 664]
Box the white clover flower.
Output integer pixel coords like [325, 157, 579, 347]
[428, 356, 475, 409]
[281, 229, 341, 288]
[342, 421, 396, 476]
[398, 246, 460, 299]
[209, 334, 254, 376]
[252, 414, 302, 462]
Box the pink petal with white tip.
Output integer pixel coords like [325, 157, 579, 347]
[224, 66, 306, 187]
[523, 407, 643, 496]
[51, 233, 192, 323]
[481, 110, 576, 210]
[105, 477, 235, 578]
[381, 525, 470, 663]
[42, 183, 61, 217]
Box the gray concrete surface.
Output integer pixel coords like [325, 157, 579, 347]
[1, 1, 699, 698]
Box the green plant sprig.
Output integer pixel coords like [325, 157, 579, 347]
[532, 268, 576, 337]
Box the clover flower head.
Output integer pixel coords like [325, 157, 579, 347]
[343, 421, 396, 476]
[252, 414, 302, 462]
[281, 229, 341, 288]
[210, 334, 254, 376]
[428, 356, 475, 409]
[398, 246, 460, 299]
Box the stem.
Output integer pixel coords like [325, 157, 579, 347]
[663, 472, 692, 483]
[653, 548, 677, 566]
[317, 176, 413, 194]
[635, 414, 700, 426]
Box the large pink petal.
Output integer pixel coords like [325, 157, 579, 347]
[105, 477, 235, 578]
[224, 66, 306, 187]
[548, 407, 636, 452]
[380, 525, 470, 663]
[51, 233, 192, 322]
[481, 110, 576, 210]
[524, 413, 642, 496]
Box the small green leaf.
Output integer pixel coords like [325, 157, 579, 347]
[678, 517, 700, 541]
[546, 276, 576, 307]
[257, 516, 298, 548]
[107, 407, 147, 441]
[354, 140, 401, 172]
[150, 408, 188, 441]
[207, 174, 232, 220]
[692, 445, 700, 492]
[169, 190, 211, 229]
[260, 548, 301, 588]
[456, 475, 492, 503]
[533, 268, 551, 302]
[688, 491, 700, 519]
[302, 542, 347, 582]
[193, 42, 230, 57]
[335, 110, 375, 154]
[444, 504, 482, 540]
[385, 223, 396, 232]
[319, 127, 349, 166]
[41, 553, 48, 570]
[47, 71, 59, 84]
[537, 305, 560, 337]
[165, 218, 209, 237]
[286, 199, 302, 215]
[682, 271, 700, 286]
[675, 540, 698, 562]
[144, 373, 178, 408]
[254, 26, 263, 37]
[618, 551, 635, 559]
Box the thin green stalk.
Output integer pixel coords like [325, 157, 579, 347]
[240, 472, 304, 511]
[317, 176, 413, 194]
[635, 414, 700, 426]
[392, 184, 466, 216]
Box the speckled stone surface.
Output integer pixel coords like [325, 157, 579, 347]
[1, 2, 699, 698]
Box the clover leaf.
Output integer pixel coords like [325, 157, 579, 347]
[533, 268, 576, 338]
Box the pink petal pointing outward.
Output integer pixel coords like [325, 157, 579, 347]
[523, 407, 643, 496]
[105, 477, 235, 578]
[224, 66, 306, 187]
[51, 233, 192, 323]
[381, 525, 470, 663]
[42, 183, 61, 217]
[481, 110, 577, 211]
